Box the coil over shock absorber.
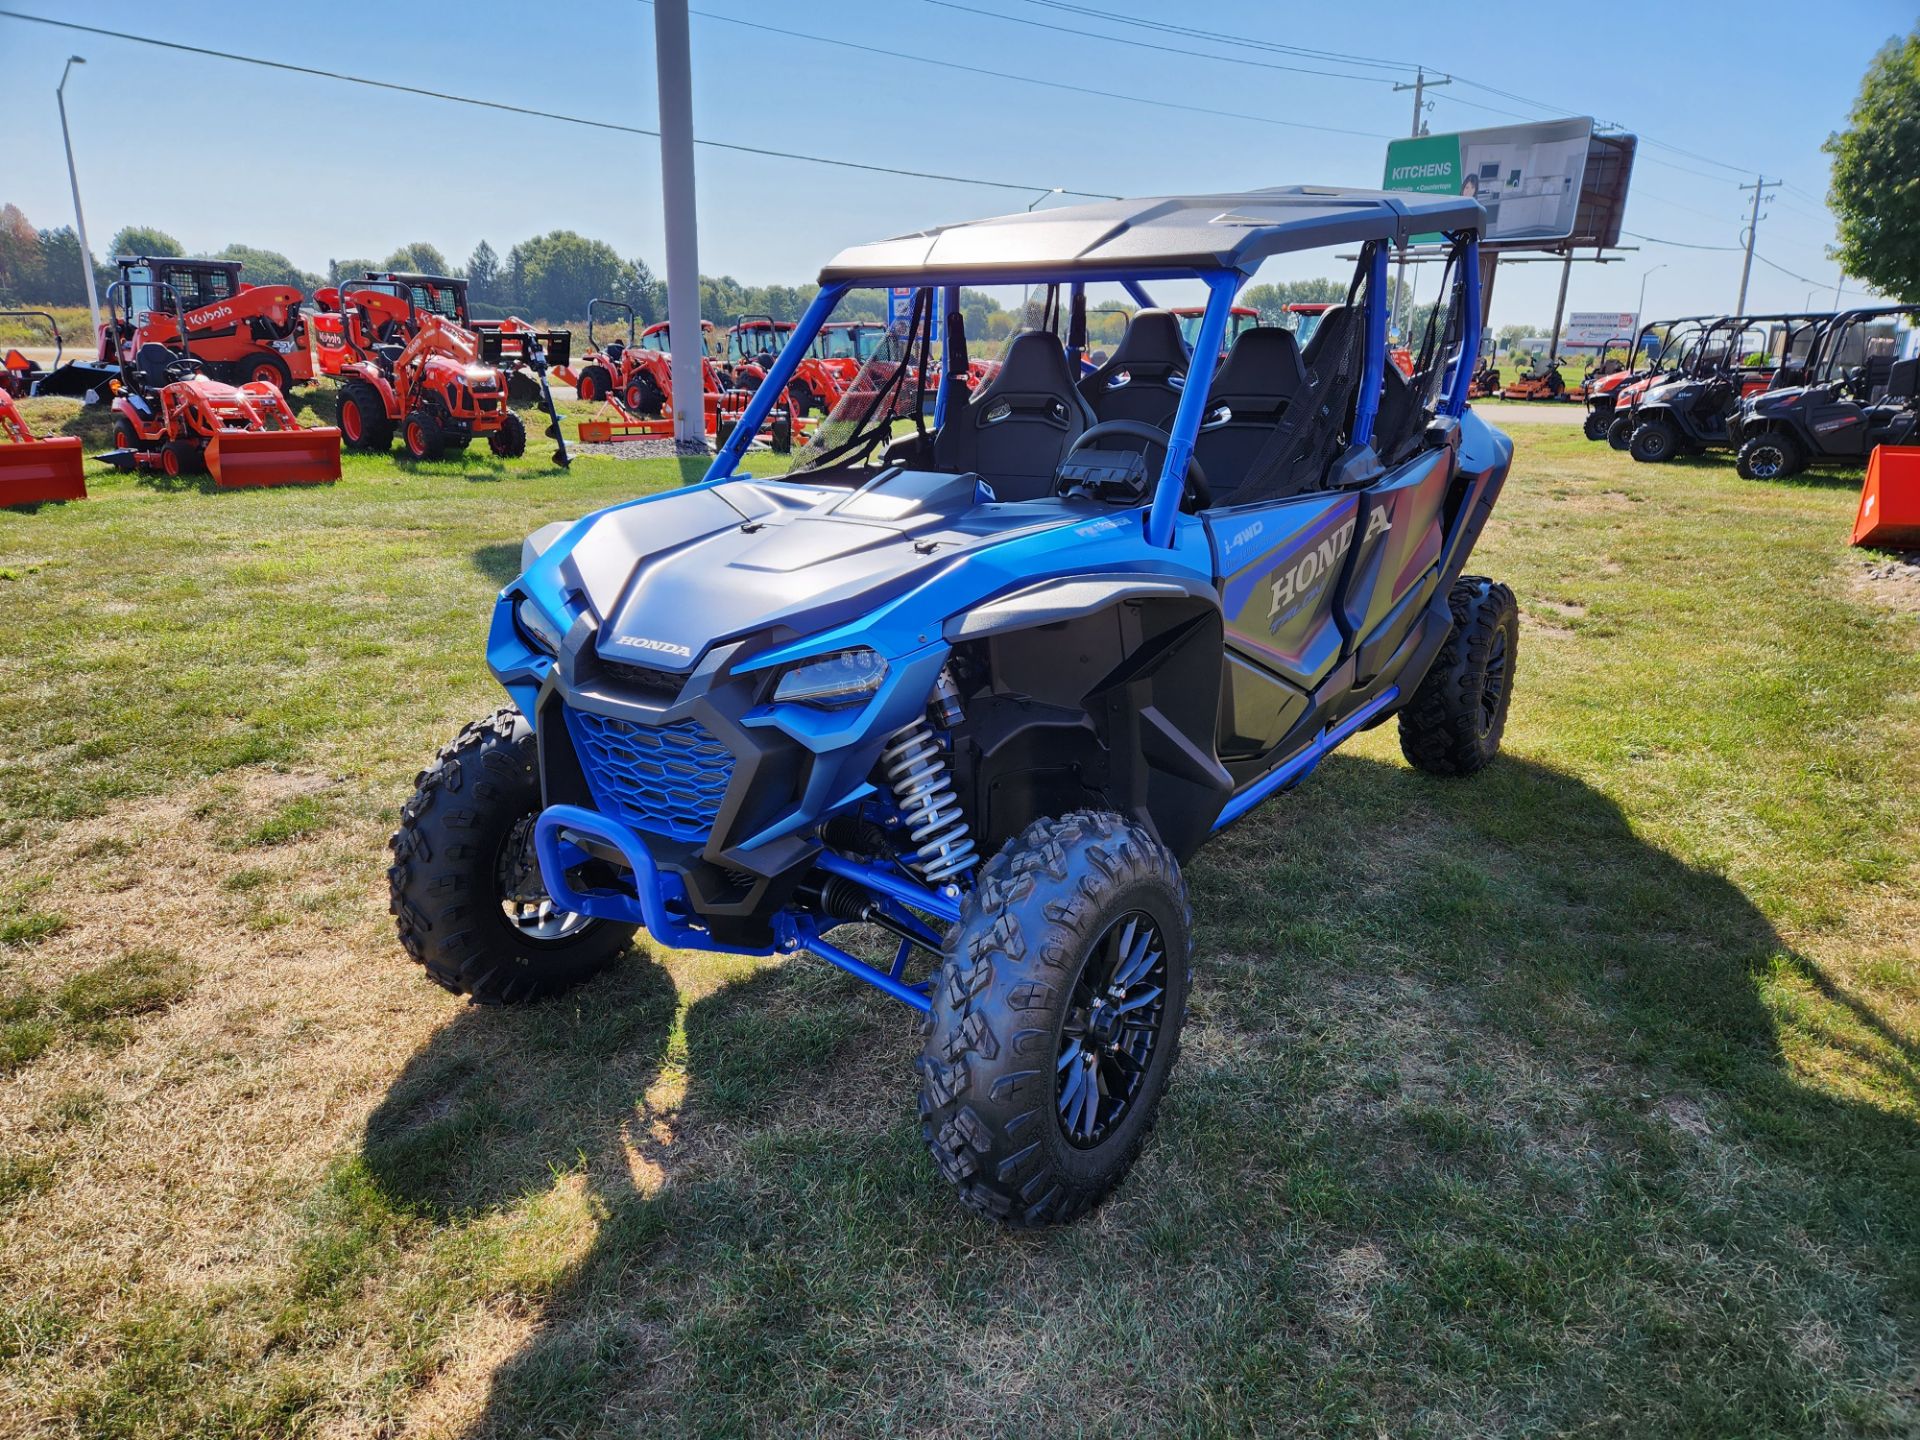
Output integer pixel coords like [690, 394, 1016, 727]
[881, 669, 976, 884]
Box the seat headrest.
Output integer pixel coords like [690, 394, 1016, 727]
[1886, 356, 1918, 401]
[984, 330, 1079, 393]
[1302, 305, 1355, 370]
[1106, 309, 1189, 370]
[1208, 325, 1306, 404]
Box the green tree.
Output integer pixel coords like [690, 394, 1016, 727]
[329, 258, 381, 287]
[0, 204, 43, 302]
[504, 231, 628, 321]
[465, 240, 500, 305]
[215, 244, 320, 293]
[32, 227, 92, 305]
[383, 242, 451, 276]
[1824, 27, 1920, 300]
[108, 225, 183, 259]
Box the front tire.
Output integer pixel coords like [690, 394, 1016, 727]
[403, 407, 444, 461]
[1629, 418, 1677, 463]
[1736, 430, 1803, 481]
[1398, 576, 1518, 778]
[488, 410, 527, 458]
[919, 811, 1191, 1227]
[624, 372, 665, 418]
[242, 352, 293, 395]
[337, 381, 393, 451]
[576, 364, 611, 403]
[1583, 408, 1611, 441]
[389, 709, 636, 1004]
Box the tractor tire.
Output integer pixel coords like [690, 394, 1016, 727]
[389, 708, 636, 1005]
[575, 364, 612, 403]
[112, 418, 137, 451]
[1398, 576, 1518, 778]
[1629, 418, 1678, 463]
[787, 382, 816, 419]
[919, 810, 1191, 1227]
[624, 373, 665, 418]
[1606, 414, 1634, 450]
[1736, 431, 1804, 481]
[337, 382, 393, 451]
[489, 411, 528, 459]
[403, 408, 445, 461]
[241, 352, 293, 396]
[161, 439, 201, 478]
[1583, 409, 1611, 441]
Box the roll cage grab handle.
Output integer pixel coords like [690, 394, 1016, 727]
[702, 232, 1483, 550]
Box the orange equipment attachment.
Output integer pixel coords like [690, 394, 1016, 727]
[0, 392, 86, 505]
[1852, 445, 1920, 549]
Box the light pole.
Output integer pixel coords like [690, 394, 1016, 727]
[1020, 189, 1064, 315]
[1631, 262, 1667, 358]
[57, 55, 101, 340]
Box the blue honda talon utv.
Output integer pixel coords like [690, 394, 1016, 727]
[391, 187, 1517, 1225]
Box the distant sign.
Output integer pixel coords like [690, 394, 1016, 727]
[1563, 311, 1639, 349]
[886, 284, 941, 341]
[1385, 118, 1633, 250]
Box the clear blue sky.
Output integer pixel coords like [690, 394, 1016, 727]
[3, 0, 1909, 329]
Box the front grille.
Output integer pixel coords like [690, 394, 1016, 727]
[601, 660, 685, 700]
[567, 708, 734, 841]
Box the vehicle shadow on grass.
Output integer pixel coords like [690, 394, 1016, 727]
[361, 752, 1918, 1436]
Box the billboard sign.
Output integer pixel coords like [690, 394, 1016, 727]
[1563, 311, 1638, 349]
[1385, 118, 1631, 249]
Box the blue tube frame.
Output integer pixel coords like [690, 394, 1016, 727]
[1445, 235, 1481, 419]
[1145, 271, 1239, 547]
[707, 282, 849, 482]
[1211, 687, 1400, 831]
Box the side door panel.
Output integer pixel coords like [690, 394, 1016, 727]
[1206, 492, 1358, 757]
[1340, 451, 1451, 682]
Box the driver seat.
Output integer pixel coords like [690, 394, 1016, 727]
[934, 331, 1093, 501]
[135, 342, 184, 389]
[1078, 308, 1189, 428]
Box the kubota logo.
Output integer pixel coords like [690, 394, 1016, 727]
[611, 635, 693, 658]
[186, 303, 234, 328]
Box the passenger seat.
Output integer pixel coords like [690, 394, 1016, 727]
[1078, 308, 1189, 428]
[1193, 326, 1309, 505]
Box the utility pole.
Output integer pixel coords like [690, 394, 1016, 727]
[1390, 66, 1450, 336]
[56, 56, 100, 340]
[1735, 175, 1777, 315]
[654, 0, 704, 451]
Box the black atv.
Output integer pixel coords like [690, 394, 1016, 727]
[1729, 306, 1920, 480]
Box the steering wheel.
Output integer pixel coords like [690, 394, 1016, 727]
[1063, 420, 1210, 510]
[163, 355, 205, 382]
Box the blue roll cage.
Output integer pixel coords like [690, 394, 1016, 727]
[704, 232, 1483, 549]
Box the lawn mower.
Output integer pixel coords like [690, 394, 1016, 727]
[2, 310, 67, 399]
[1627, 312, 1827, 464]
[0, 388, 86, 505]
[1728, 305, 1920, 480]
[332, 280, 561, 464]
[92, 280, 340, 487]
[1500, 354, 1568, 401]
[391, 185, 1517, 1227]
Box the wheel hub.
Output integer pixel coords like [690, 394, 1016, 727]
[1055, 911, 1169, 1149]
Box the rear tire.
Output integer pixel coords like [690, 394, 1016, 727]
[919, 810, 1191, 1227]
[1583, 409, 1611, 441]
[1629, 418, 1677, 463]
[787, 382, 816, 419]
[1606, 414, 1634, 450]
[242, 352, 293, 395]
[488, 410, 527, 458]
[337, 381, 393, 451]
[1398, 576, 1518, 778]
[389, 708, 635, 1005]
[112, 418, 137, 451]
[403, 407, 444, 461]
[576, 364, 611, 403]
[1736, 431, 1803, 481]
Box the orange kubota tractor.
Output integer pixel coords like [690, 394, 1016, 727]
[332, 272, 570, 404]
[0, 388, 86, 505]
[331, 280, 544, 463]
[90, 256, 347, 397]
[94, 280, 340, 486]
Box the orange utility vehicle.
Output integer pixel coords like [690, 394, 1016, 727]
[2, 310, 68, 399]
[94, 281, 340, 486]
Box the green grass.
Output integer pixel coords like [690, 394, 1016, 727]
[0, 401, 1915, 1437]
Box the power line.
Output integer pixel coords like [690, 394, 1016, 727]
[649, 0, 1392, 140]
[919, 0, 1401, 85]
[1008, 0, 1420, 73]
[0, 8, 1119, 200]
[1751, 251, 1872, 298]
[1624, 230, 1742, 252]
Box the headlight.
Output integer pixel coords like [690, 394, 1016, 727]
[772, 648, 888, 708]
[515, 596, 564, 656]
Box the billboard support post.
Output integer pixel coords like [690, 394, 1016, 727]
[1548, 250, 1573, 364]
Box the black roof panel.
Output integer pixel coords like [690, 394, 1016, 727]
[818, 187, 1484, 283]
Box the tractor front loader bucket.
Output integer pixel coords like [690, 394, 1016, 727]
[0, 434, 86, 505]
[205, 426, 342, 488]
